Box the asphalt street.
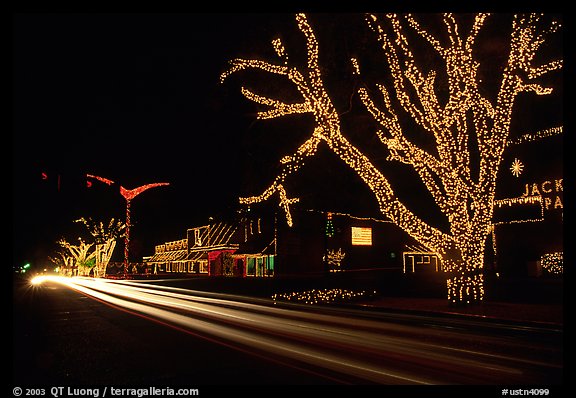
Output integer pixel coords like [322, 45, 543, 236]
[13, 276, 562, 387]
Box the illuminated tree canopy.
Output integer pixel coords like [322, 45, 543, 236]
[51, 218, 126, 277]
[75, 217, 126, 277]
[56, 237, 97, 277]
[222, 13, 562, 304]
[75, 217, 126, 244]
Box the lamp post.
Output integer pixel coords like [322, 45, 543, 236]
[120, 183, 169, 277]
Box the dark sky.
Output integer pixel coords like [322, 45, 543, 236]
[12, 13, 280, 267]
[12, 13, 563, 270]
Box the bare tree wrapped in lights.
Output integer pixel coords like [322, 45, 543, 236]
[222, 14, 562, 304]
[56, 238, 97, 277]
[75, 217, 126, 277]
[49, 218, 125, 277]
[49, 250, 75, 277]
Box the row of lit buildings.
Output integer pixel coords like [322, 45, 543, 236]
[143, 207, 442, 278]
[142, 197, 562, 279]
[141, 132, 563, 279]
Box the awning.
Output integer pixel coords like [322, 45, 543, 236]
[187, 251, 208, 261]
[234, 239, 275, 255]
[146, 249, 188, 263]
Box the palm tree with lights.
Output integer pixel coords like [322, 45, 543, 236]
[120, 183, 169, 276]
[86, 174, 169, 277]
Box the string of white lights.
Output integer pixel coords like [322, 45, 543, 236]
[507, 126, 562, 146]
[222, 13, 561, 304]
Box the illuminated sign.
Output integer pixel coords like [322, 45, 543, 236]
[522, 179, 563, 211]
[351, 227, 372, 246]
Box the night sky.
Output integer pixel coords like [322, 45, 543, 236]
[13, 13, 283, 268]
[12, 13, 563, 270]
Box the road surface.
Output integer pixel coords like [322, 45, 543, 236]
[13, 276, 562, 386]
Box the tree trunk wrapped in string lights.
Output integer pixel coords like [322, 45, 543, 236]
[56, 238, 97, 277]
[75, 217, 126, 277]
[221, 14, 561, 304]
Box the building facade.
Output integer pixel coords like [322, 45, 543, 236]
[144, 206, 441, 278]
[491, 130, 563, 277]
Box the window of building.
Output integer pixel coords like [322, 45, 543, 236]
[247, 257, 255, 276]
[256, 257, 264, 277]
[267, 255, 275, 276]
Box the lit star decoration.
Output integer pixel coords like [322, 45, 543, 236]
[510, 158, 524, 177]
[222, 14, 562, 304]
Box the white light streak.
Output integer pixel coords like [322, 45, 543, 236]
[33, 276, 556, 384]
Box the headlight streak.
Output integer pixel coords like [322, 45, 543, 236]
[92, 282, 528, 375]
[48, 277, 428, 384]
[51, 280, 352, 385]
[34, 276, 558, 384]
[92, 278, 560, 363]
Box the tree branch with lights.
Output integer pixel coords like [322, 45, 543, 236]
[75, 217, 126, 277]
[57, 238, 97, 277]
[49, 250, 75, 277]
[222, 13, 562, 304]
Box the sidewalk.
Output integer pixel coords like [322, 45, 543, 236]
[353, 297, 564, 326]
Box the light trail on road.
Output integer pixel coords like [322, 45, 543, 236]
[30, 275, 561, 385]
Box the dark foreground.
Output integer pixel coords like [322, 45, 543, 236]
[13, 275, 562, 392]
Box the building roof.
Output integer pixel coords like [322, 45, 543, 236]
[146, 221, 240, 263]
[188, 221, 239, 249]
[147, 249, 188, 263]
